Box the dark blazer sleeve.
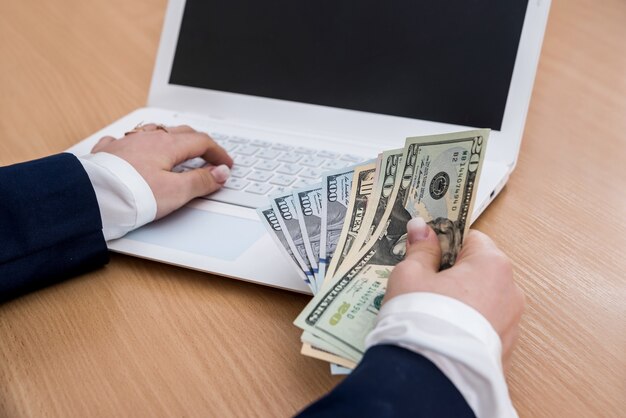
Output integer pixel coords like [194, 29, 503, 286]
[296, 345, 476, 418]
[0, 153, 109, 302]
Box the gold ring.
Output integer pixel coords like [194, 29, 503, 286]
[124, 122, 169, 136]
[124, 122, 146, 136]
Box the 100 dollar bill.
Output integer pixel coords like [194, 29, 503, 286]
[257, 206, 314, 291]
[318, 167, 355, 283]
[293, 185, 324, 288]
[323, 162, 376, 284]
[271, 193, 317, 292]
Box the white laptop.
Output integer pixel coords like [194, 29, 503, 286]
[67, 0, 551, 294]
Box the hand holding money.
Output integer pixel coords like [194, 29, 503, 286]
[258, 129, 491, 371]
[386, 221, 525, 370]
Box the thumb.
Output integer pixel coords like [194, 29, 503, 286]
[180, 164, 230, 198]
[403, 217, 442, 273]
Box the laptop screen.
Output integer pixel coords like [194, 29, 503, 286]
[170, 1, 529, 131]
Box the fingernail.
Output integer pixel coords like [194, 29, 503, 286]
[210, 164, 230, 183]
[407, 217, 429, 244]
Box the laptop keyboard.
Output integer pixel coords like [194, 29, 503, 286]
[173, 132, 365, 208]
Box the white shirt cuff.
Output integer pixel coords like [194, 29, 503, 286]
[78, 152, 157, 241]
[365, 292, 518, 418]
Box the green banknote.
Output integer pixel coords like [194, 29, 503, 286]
[351, 148, 404, 253]
[257, 206, 315, 291]
[318, 167, 355, 283]
[293, 185, 324, 287]
[323, 162, 377, 285]
[294, 130, 489, 359]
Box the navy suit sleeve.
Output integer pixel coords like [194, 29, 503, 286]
[296, 345, 475, 418]
[0, 153, 109, 302]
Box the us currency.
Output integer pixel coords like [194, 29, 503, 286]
[350, 149, 403, 254]
[318, 167, 354, 283]
[293, 185, 323, 287]
[301, 343, 356, 370]
[257, 206, 314, 291]
[329, 364, 352, 375]
[270, 193, 317, 293]
[294, 130, 489, 359]
[301, 330, 360, 362]
[323, 162, 376, 284]
[403, 130, 488, 267]
[293, 142, 418, 356]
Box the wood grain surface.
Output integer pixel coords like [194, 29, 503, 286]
[1, 0, 624, 416]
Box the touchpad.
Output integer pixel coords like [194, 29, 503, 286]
[124, 206, 265, 261]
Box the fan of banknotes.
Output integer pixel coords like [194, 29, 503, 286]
[257, 129, 489, 372]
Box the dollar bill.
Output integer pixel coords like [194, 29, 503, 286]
[257, 206, 314, 291]
[318, 167, 354, 283]
[270, 193, 317, 293]
[403, 131, 488, 267]
[301, 330, 359, 362]
[351, 149, 403, 253]
[329, 363, 352, 375]
[323, 162, 376, 284]
[294, 130, 489, 359]
[301, 343, 356, 370]
[293, 185, 323, 287]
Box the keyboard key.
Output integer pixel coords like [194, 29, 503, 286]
[317, 150, 341, 159]
[234, 156, 258, 167]
[224, 178, 250, 190]
[210, 132, 228, 140]
[256, 160, 280, 171]
[278, 152, 302, 163]
[247, 170, 273, 182]
[300, 156, 325, 167]
[300, 167, 323, 179]
[276, 163, 302, 175]
[292, 180, 312, 189]
[221, 142, 238, 152]
[270, 174, 296, 186]
[250, 139, 272, 148]
[246, 182, 273, 195]
[234, 145, 260, 156]
[230, 166, 251, 178]
[271, 143, 293, 151]
[206, 188, 268, 208]
[295, 146, 316, 154]
[341, 154, 363, 162]
[229, 136, 249, 144]
[182, 157, 207, 169]
[257, 149, 281, 160]
[323, 160, 349, 170]
[270, 186, 290, 195]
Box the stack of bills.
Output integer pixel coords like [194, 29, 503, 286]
[257, 129, 489, 372]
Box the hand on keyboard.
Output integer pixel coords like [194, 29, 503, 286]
[175, 131, 364, 208]
[91, 123, 233, 218]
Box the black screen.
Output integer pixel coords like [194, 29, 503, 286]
[170, 0, 529, 130]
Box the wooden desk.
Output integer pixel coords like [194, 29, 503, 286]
[1, 0, 624, 416]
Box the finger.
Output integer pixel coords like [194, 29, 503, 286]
[403, 217, 442, 273]
[455, 229, 501, 263]
[91, 136, 116, 153]
[170, 131, 234, 168]
[138, 123, 159, 131]
[166, 124, 196, 134]
[179, 164, 231, 199]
